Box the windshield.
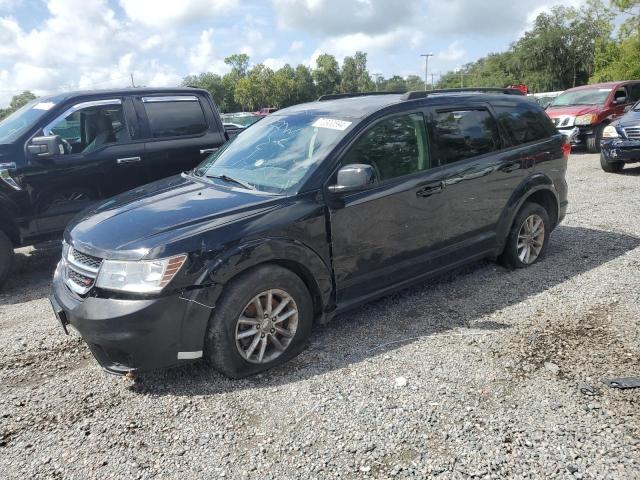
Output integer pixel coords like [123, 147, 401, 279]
[194, 113, 353, 194]
[550, 88, 611, 107]
[0, 99, 52, 143]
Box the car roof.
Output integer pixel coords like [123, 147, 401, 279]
[273, 91, 534, 119]
[276, 94, 405, 119]
[35, 87, 208, 104]
[565, 81, 636, 92]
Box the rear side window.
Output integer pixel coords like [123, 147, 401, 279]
[342, 113, 429, 182]
[143, 97, 207, 138]
[431, 109, 500, 165]
[494, 104, 552, 146]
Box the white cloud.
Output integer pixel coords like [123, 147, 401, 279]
[187, 28, 229, 75]
[314, 29, 424, 61]
[263, 57, 287, 70]
[289, 40, 304, 52]
[118, 0, 235, 28]
[272, 0, 422, 36]
[437, 41, 465, 62]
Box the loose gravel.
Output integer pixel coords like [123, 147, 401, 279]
[1, 153, 639, 479]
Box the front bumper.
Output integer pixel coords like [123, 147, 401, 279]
[557, 126, 594, 145]
[601, 138, 640, 164]
[50, 262, 215, 374]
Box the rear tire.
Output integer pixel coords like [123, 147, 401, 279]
[586, 125, 604, 153]
[0, 231, 15, 287]
[204, 264, 313, 378]
[499, 202, 550, 269]
[600, 153, 624, 173]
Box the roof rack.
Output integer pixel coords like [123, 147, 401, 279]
[317, 92, 403, 102]
[401, 88, 525, 100]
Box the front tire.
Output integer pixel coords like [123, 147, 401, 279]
[600, 153, 624, 173]
[586, 124, 604, 153]
[499, 203, 550, 269]
[204, 264, 313, 378]
[0, 231, 15, 287]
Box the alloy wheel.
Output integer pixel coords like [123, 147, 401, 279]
[517, 214, 545, 264]
[235, 289, 299, 364]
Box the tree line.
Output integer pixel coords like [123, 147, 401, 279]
[1, 0, 638, 119]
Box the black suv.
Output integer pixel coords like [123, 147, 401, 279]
[0, 87, 227, 285]
[50, 89, 569, 378]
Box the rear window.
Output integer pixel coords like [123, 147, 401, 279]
[494, 103, 553, 146]
[143, 98, 207, 138]
[431, 109, 500, 165]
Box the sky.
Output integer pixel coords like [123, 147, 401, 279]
[0, 0, 587, 107]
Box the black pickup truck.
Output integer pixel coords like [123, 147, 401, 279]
[0, 87, 228, 285]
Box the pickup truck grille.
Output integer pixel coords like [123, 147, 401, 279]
[623, 126, 640, 140]
[64, 247, 103, 295]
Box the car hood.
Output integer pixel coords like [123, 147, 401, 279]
[546, 105, 600, 117]
[66, 174, 284, 259]
[614, 109, 640, 128]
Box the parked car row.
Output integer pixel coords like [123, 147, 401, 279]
[47, 88, 570, 378]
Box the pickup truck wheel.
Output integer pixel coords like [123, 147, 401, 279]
[499, 203, 550, 269]
[0, 231, 15, 287]
[586, 125, 604, 153]
[204, 265, 313, 378]
[600, 153, 624, 173]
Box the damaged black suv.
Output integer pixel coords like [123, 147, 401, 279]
[50, 89, 569, 378]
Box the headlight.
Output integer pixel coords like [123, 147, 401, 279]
[574, 114, 596, 126]
[602, 125, 619, 138]
[95, 254, 187, 293]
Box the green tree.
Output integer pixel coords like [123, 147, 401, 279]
[340, 51, 374, 93]
[0, 91, 37, 121]
[293, 64, 316, 103]
[182, 72, 226, 109]
[234, 64, 275, 111]
[271, 64, 297, 108]
[313, 53, 341, 96]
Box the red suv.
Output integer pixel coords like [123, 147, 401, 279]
[546, 81, 640, 153]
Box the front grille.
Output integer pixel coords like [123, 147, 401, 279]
[623, 126, 640, 140]
[64, 246, 103, 295]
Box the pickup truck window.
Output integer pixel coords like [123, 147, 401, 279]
[0, 100, 50, 143]
[45, 102, 127, 155]
[142, 97, 207, 138]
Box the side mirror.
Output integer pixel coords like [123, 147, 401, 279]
[28, 135, 64, 158]
[328, 164, 376, 193]
[614, 96, 627, 105]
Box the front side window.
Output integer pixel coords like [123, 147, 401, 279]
[195, 113, 351, 194]
[431, 109, 500, 165]
[44, 103, 126, 154]
[143, 98, 207, 138]
[0, 99, 51, 144]
[628, 84, 640, 103]
[342, 113, 429, 182]
[495, 104, 553, 146]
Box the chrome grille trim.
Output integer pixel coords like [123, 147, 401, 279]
[64, 247, 103, 295]
[623, 126, 640, 140]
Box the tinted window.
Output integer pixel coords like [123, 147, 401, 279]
[629, 84, 640, 103]
[432, 109, 500, 165]
[343, 113, 429, 182]
[144, 99, 207, 138]
[495, 104, 552, 146]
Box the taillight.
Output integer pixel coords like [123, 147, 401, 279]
[562, 141, 571, 158]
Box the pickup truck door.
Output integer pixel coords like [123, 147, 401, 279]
[21, 97, 147, 235]
[135, 95, 226, 183]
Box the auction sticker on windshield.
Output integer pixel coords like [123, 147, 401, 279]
[33, 102, 56, 111]
[312, 118, 352, 131]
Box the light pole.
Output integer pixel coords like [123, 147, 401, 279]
[373, 73, 382, 92]
[420, 53, 434, 91]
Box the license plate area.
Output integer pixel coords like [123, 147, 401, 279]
[49, 295, 69, 335]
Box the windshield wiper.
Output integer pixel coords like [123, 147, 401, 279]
[206, 174, 256, 191]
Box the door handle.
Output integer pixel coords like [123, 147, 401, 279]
[500, 161, 521, 173]
[116, 156, 141, 164]
[416, 182, 444, 198]
[200, 148, 219, 155]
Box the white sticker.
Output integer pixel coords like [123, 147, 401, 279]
[33, 102, 55, 111]
[312, 118, 352, 131]
[599, 89, 611, 92]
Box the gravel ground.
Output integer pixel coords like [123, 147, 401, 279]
[1, 153, 639, 479]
